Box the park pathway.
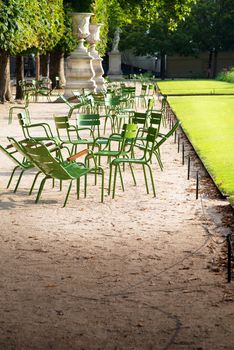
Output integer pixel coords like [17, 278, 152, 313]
[0, 98, 234, 349]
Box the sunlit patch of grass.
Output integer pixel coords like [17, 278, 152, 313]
[157, 80, 234, 95]
[168, 95, 234, 197]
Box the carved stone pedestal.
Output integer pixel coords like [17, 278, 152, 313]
[108, 51, 123, 80]
[64, 12, 96, 98]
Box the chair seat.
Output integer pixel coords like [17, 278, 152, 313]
[118, 108, 135, 113]
[94, 150, 129, 157]
[112, 157, 144, 165]
[62, 138, 108, 146]
[64, 162, 91, 178]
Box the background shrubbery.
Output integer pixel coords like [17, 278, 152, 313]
[216, 67, 234, 83]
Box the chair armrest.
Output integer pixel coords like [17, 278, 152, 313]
[26, 123, 53, 138]
[157, 132, 166, 138]
[67, 149, 89, 161]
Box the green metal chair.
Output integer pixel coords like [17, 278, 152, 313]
[17, 111, 61, 146]
[146, 98, 155, 115]
[135, 84, 148, 108]
[19, 140, 104, 207]
[73, 91, 94, 113]
[131, 112, 149, 139]
[8, 92, 30, 125]
[110, 126, 158, 198]
[150, 112, 163, 132]
[7, 137, 70, 196]
[0, 140, 35, 192]
[54, 115, 107, 155]
[152, 95, 167, 126]
[153, 120, 181, 170]
[76, 113, 101, 138]
[59, 94, 85, 118]
[91, 123, 138, 163]
[35, 78, 53, 102]
[148, 84, 155, 96]
[131, 111, 162, 146]
[90, 124, 138, 193]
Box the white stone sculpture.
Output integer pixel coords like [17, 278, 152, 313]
[112, 28, 122, 52]
[108, 28, 123, 79]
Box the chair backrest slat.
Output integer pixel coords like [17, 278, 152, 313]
[77, 114, 100, 127]
[132, 112, 147, 126]
[54, 116, 70, 129]
[122, 123, 138, 139]
[146, 126, 158, 143]
[22, 141, 71, 180]
[150, 112, 162, 129]
[17, 111, 30, 126]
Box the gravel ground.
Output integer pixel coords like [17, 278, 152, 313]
[0, 94, 234, 350]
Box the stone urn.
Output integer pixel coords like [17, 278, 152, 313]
[86, 24, 105, 92]
[64, 12, 96, 97]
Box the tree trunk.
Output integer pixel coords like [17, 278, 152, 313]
[207, 49, 213, 79]
[160, 52, 166, 80]
[40, 53, 50, 77]
[40, 54, 47, 77]
[35, 53, 40, 80]
[0, 51, 12, 103]
[15, 55, 24, 100]
[50, 51, 66, 88]
[212, 49, 218, 79]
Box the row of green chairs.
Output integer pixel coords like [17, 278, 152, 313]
[1, 118, 180, 206]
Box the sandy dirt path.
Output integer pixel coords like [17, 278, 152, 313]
[0, 97, 234, 350]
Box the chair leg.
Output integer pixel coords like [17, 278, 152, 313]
[7, 166, 19, 189]
[35, 176, 50, 203]
[100, 168, 104, 203]
[112, 165, 118, 199]
[13, 170, 24, 193]
[146, 164, 156, 197]
[108, 163, 113, 195]
[94, 164, 98, 185]
[154, 150, 163, 171]
[77, 178, 80, 199]
[84, 175, 87, 198]
[129, 163, 137, 186]
[104, 117, 108, 134]
[142, 164, 149, 194]
[63, 180, 73, 207]
[29, 171, 42, 195]
[118, 164, 125, 192]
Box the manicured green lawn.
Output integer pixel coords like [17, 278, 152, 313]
[168, 95, 234, 198]
[157, 80, 234, 95]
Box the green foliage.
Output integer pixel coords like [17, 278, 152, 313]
[110, 0, 196, 55]
[188, 0, 234, 52]
[65, 0, 93, 12]
[0, 0, 65, 55]
[0, 0, 37, 54]
[216, 68, 234, 83]
[91, 0, 108, 56]
[52, 5, 77, 55]
[118, 0, 234, 64]
[36, 0, 65, 53]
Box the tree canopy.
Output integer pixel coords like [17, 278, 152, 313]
[0, 0, 65, 55]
